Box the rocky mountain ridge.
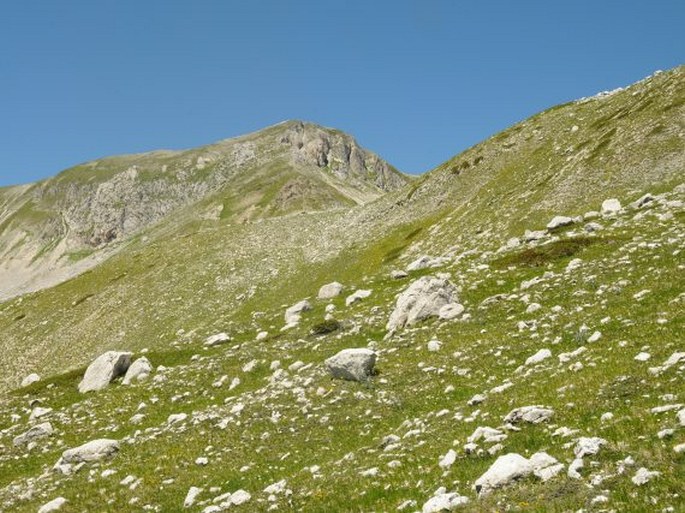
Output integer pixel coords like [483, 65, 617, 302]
[0, 121, 408, 300]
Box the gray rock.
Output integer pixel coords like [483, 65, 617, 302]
[21, 373, 41, 387]
[325, 348, 376, 382]
[407, 255, 446, 272]
[386, 275, 459, 333]
[78, 351, 132, 393]
[632, 467, 660, 485]
[13, 421, 53, 447]
[546, 216, 574, 230]
[60, 439, 119, 464]
[284, 300, 312, 325]
[390, 270, 408, 279]
[504, 405, 554, 424]
[317, 281, 344, 299]
[122, 357, 153, 385]
[345, 289, 372, 306]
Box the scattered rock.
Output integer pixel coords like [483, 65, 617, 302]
[421, 489, 469, 512]
[601, 198, 622, 215]
[438, 302, 465, 320]
[205, 332, 231, 347]
[13, 422, 53, 447]
[547, 216, 574, 230]
[325, 348, 376, 382]
[525, 349, 552, 366]
[474, 453, 532, 495]
[631, 467, 660, 485]
[346, 289, 372, 306]
[504, 405, 554, 424]
[38, 497, 67, 513]
[574, 437, 607, 458]
[78, 351, 132, 393]
[184, 486, 202, 508]
[21, 373, 41, 387]
[284, 300, 312, 325]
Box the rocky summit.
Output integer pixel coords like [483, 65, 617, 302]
[0, 66, 683, 512]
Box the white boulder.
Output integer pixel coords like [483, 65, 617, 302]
[387, 275, 459, 333]
[474, 453, 532, 495]
[122, 357, 152, 385]
[601, 198, 622, 215]
[438, 303, 465, 320]
[78, 351, 132, 393]
[325, 348, 376, 382]
[318, 282, 344, 299]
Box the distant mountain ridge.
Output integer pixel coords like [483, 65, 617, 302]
[0, 120, 409, 300]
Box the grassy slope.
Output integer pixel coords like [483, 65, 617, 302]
[0, 68, 683, 512]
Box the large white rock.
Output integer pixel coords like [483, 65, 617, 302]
[78, 351, 132, 393]
[474, 453, 533, 495]
[504, 405, 554, 424]
[325, 348, 376, 382]
[601, 198, 622, 215]
[386, 275, 459, 333]
[318, 282, 344, 299]
[61, 439, 120, 464]
[122, 357, 153, 385]
[38, 497, 67, 513]
[184, 486, 202, 508]
[13, 422, 53, 447]
[284, 300, 312, 325]
[21, 373, 41, 387]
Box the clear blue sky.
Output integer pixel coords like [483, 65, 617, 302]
[1, 1, 683, 186]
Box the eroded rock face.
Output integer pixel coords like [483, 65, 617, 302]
[325, 348, 377, 382]
[78, 351, 132, 393]
[386, 275, 459, 333]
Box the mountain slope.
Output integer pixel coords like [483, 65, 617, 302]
[0, 66, 683, 512]
[0, 120, 408, 300]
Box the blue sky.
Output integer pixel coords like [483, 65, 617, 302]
[1, 1, 683, 186]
